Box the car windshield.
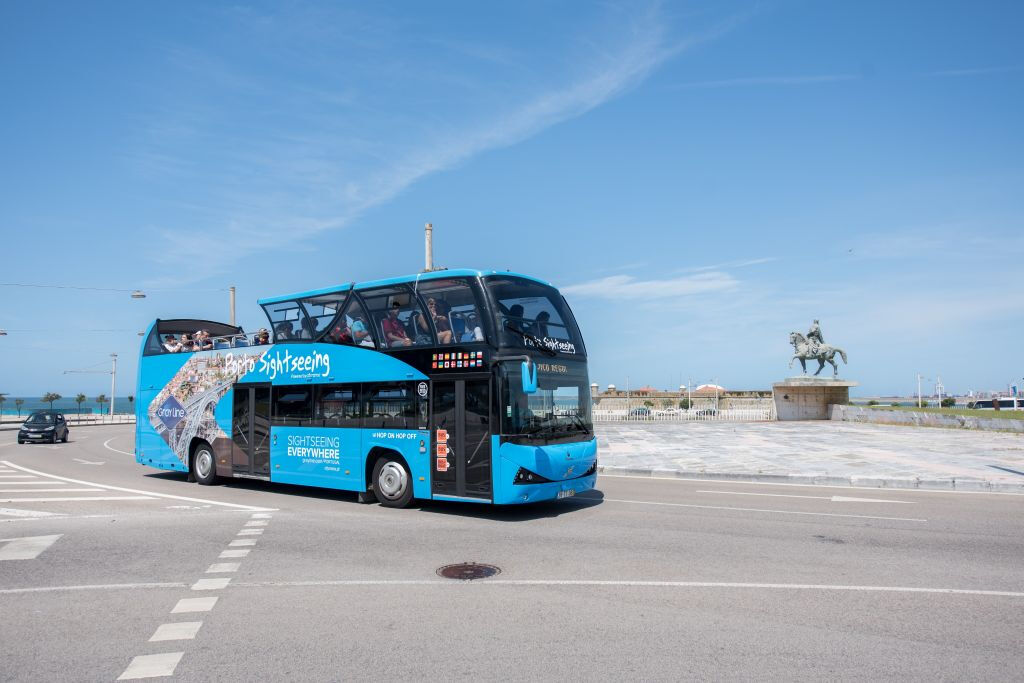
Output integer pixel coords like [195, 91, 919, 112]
[26, 413, 54, 424]
[498, 359, 592, 439]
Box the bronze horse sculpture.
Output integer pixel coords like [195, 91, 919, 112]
[789, 331, 848, 377]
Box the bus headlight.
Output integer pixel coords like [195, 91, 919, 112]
[513, 467, 552, 485]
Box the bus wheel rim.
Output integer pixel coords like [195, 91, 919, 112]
[378, 462, 407, 499]
[196, 450, 213, 478]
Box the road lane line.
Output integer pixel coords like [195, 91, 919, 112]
[0, 475, 37, 479]
[171, 597, 218, 613]
[206, 563, 240, 573]
[118, 652, 184, 680]
[244, 520, 268, 527]
[0, 481, 69, 485]
[149, 622, 202, 642]
[0, 508, 59, 518]
[0, 488, 104, 493]
[191, 578, 231, 590]
[102, 438, 133, 457]
[219, 549, 250, 558]
[229, 539, 256, 546]
[0, 496, 154, 503]
[237, 529, 263, 535]
[695, 490, 914, 504]
[230, 580, 1024, 597]
[250, 512, 272, 519]
[598, 473, 1024, 496]
[0, 460, 276, 511]
[577, 496, 927, 522]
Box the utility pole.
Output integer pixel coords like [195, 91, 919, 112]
[229, 286, 236, 326]
[687, 376, 692, 413]
[424, 222, 433, 272]
[109, 353, 117, 417]
[917, 373, 923, 408]
[935, 375, 943, 408]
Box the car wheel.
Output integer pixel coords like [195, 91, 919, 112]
[17, 439, 24, 445]
[372, 455, 413, 508]
[192, 443, 217, 486]
[51, 433, 58, 444]
[62, 431, 69, 443]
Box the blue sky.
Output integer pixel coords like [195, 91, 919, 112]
[1, 1, 1022, 398]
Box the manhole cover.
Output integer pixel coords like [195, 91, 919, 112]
[436, 562, 501, 580]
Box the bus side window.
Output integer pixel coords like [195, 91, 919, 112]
[364, 383, 416, 429]
[317, 384, 362, 427]
[272, 386, 313, 427]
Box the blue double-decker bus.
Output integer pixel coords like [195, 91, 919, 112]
[135, 269, 596, 507]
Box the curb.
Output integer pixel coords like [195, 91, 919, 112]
[596, 466, 1024, 494]
[0, 421, 135, 432]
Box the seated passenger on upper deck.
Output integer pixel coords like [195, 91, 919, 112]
[163, 335, 182, 353]
[299, 316, 318, 340]
[194, 330, 214, 351]
[349, 313, 372, 347]
[382, 302, 413, 347]
[180, 333, 196, 351]
[275, 322, 295, 341]
[425, 297, 453, 344]
[255, 328, 270, 345]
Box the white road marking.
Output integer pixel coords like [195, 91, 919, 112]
[206, 562, 240, 573]
[149, 621, 202, 642]
[0, 507, 59, 518]
[0, 461, 276, 512]
[599, 473, 1024, 496]
[0, 481, 68, 485]
[171, 597, 218, 613]
[0, 488, 104, 493]
[583, 497, 927, 522]
[102, 438, 134, 457]
[219, 549, 250, 558]
[0, 534, 62, 560]
[229, 539, 256, 547]
[237, 529, 263, 535]
[0, 496, 154, 503]
[117, 652, 184, 680]
[72, 458, 105, 465]
[696, 490, 914, 504]
[0, 475, 36, 479]
[0, 582, 186, 595]
[243, 520, 268, 527]
[250, 513, 272, 519]
[232, 579, 1024, 597]
[191, 578, 231, 590]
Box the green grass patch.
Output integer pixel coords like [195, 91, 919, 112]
[866, 405, 1024, 420]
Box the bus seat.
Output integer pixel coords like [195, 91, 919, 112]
[234, 337, 249, 347]
[214, 339, 230, 350]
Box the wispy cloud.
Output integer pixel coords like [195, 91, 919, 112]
[675, 256, 777, 274]
[928, 65, 1024, 77]
[136, 3, 744, 284]
[669, 74, 858, 89]
[562, 272, 738, 300]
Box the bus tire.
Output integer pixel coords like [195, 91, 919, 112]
[371, 455, 413, 508]
[192, 442, 217, 486]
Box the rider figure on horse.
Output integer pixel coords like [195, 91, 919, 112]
[806, 319, 824, 355]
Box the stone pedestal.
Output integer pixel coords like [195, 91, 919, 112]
[773, 377, 859, 420]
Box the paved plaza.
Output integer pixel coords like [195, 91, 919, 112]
[596, 421, 1024, 491]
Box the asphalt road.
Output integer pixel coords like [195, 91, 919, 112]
[1, 425, 1022, 681]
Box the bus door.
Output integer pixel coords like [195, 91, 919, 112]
[231, 384, 271, 478]
[431, 377, 491, 500]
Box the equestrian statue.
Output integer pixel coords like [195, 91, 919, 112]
[788, 319, 847, 377]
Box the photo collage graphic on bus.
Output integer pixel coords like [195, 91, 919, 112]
[431, 350, 485, 370]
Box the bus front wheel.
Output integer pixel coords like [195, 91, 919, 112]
[192, 443, 217, 486]
[372, 455, 413, 508]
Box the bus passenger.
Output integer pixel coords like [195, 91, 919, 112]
[425, 298, 453, 344]
[350, 314, 372, 347]
[163, 335, 182, 353]
[463, 313, 484, 342]
[507, 304, 525, 331]
[180, 333, 196, 351]
[195, 330, 214, 351]
[382, 302, 413, 347]
[275, 322, 294, 341]
[255, 328, 270, 345]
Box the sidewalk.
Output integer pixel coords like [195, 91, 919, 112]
[595, 420, 1024, 492]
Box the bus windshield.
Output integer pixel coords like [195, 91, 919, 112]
[499, 359, 592, 441]
[484, 276, 584, 357]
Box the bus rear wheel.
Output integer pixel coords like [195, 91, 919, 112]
[192, 443, 217, 486]
[372, 455, 413, 508]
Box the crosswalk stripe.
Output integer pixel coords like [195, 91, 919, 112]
[0, 534, 62, 560]
[171, 597, 218, 613]
[149, 622, 202, 642]
[0, 508, 59, 518]
[117, 652, 184, 680]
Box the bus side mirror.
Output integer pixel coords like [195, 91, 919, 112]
[522, 360, 538, 394]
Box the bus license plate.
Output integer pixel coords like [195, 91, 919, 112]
[557, 489, 575, 499]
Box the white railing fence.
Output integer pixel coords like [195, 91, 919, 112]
[593, 407, 775, 422]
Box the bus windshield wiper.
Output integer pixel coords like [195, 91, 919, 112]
[503, 321, 557, 357]
[570, 413, 591, 435]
